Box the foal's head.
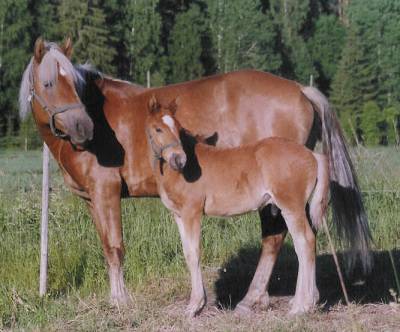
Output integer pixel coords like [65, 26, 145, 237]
[146, 96, 187, 171]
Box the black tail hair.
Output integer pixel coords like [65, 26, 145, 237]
[302, 86, 373, 274]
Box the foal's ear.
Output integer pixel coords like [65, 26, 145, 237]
[34, 37, 46, 63]
[148, 95, 160, 114]
[61, 36, 73, 59]
[168, 96, 180, 115]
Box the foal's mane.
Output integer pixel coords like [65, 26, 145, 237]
[19, 43, 85, 120]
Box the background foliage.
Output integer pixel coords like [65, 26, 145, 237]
[0, 0, 399, 147]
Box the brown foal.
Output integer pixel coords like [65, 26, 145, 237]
[145, 97, 329, 316]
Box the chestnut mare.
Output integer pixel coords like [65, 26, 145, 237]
[19, 38, 371, 312]
[145, 96, 330, 315]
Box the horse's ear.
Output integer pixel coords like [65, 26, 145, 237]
[168, 96, 180, 115]
[61, 36, 73, 59]
[148, 95, 160, 114]
[34, 37, 46, 63]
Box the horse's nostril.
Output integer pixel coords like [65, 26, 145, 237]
[76, 122, 84, 137]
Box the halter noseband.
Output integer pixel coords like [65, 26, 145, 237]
[28, 56, 86, 138]
[146, 129, 181, 161]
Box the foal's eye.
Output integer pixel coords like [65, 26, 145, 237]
[156, 128, 163, 133]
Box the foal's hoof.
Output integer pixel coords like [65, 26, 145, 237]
[288, 300, 315, 315]
[234, 303, 253, 316]
[255, 293, 270, 310]
[185, 298, 206, 318]
[235, 292, 270, 315]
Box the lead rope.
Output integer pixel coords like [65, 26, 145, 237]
[322, 216, 350, 305]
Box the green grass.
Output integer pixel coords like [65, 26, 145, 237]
[0, 147, 399, 330]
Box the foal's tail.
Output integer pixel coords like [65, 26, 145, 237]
[301, 86, 373, 273]
[310, 153, 329, 230]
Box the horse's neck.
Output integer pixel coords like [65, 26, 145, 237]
[35, 121, 65, 162]
[95, 76, 147, 99]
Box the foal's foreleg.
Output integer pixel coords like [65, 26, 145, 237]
[235, 205, 287, 313]
[174, 211, 205, 317]
[88, 178, 129, 305]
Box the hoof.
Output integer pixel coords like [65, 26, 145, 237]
[235, 292, 270, 314]
[110, 290, 131, 307]
[255, 293, 270, 310]
[289, 299, 315, 315]
[234, 303, 253, 316]
[185, 297, 206, 318]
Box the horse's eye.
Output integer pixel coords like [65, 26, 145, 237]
[156, 128, 162, 133]
[43, 81, 53, 89]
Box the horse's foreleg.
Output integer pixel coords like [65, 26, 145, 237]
[174, 211, 206, 317]
[281, 209, 318, 314]
[235, 205, 287, 313]
[88, 179, 129, 305]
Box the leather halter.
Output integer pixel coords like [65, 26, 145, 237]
[147, 132, 181, 159]
[28, 57, 85, 138]
[146, 129, 181, 161]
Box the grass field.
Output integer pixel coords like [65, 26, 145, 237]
[0, 147, 399, 331]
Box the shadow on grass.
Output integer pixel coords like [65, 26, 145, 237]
[215, 244, 400, 309]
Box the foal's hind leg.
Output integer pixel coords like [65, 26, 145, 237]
[280, 208, 319, 314]
[173, 210, 206, 317]
[88, 176, 129, 305]
[235, 205, 287, 314]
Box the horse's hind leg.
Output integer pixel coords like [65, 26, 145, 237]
[88, 177, 129, 305]
[174, 209, 206, 317]
[281, 207, 319, 314]
[235, 205, 287, 313]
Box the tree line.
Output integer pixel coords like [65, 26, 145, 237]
[0, 0, 399, 148]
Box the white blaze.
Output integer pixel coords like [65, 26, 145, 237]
[162, 115, 176, 131]
[59, 67, 67, 76]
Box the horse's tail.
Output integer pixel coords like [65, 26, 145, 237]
[310, 153, 329, 230]
[301, 86, 373, 273]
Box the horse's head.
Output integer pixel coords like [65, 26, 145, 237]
[19, 37, 94, 147]
[145, 95, 187, 171]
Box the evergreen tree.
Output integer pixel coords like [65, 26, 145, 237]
[57, 0, 116, 74]
[206, 0, 280, 74]
[383, 106, 400, 145]
[0, 0, 31, 136]
[102, 0, 131, 80]
[74, 1, 117, 74]
[347, 0, 400, 108]
[33, 0, 59, 41]
[269, 0, 316, 83]
[308, 14, 346, 92]
[168, 3, 206, 83]
[330, 28, 364, 116]
[57, 0, 88, 44]
[125, 0, 164, 86]
[359, 101, 382, 146]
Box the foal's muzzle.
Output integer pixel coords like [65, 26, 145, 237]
[169, 152, 187, 171]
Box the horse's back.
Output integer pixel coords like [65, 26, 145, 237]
[143, 70, 314, 147]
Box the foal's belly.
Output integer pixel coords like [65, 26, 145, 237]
[204, 185, 271, 217]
